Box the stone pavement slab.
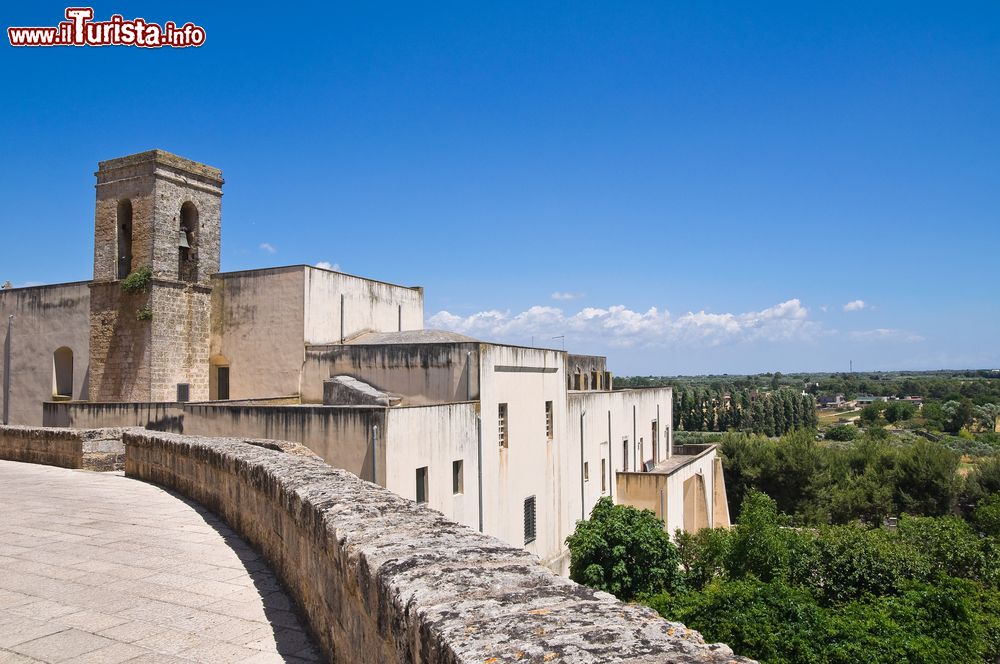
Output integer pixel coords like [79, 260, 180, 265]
[0, 461, 322, 663]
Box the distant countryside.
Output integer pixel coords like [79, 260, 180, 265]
[568, 370, 1000, 664]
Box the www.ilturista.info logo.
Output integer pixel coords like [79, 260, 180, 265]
[8, 8, 205, 48]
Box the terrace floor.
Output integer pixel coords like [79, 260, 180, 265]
[0, 461, 320, 664]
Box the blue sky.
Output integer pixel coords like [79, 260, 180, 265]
[2, 2, 998, 375]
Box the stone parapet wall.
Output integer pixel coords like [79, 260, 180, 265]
[124, 430, 751, 664]
[43, 401, 184, 431]
[0, 425, 127, 471]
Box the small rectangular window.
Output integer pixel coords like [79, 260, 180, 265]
[498, 403, 508, 448]
[452, 460, 464, 495]
[545, 400, 553, 439]
[415, 467, 428, 504]
[523, 495, 536, 544]
[584, 461, 589, 481]
[623, 438, 629, 472]
[601, 459, 607, 493]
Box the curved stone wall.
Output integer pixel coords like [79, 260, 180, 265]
[0, 425, 126, 470]
[124, 430, 751, 664]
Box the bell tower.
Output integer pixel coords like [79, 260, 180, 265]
[89, 150, 223, 402]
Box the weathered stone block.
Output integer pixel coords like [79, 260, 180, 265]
[0, 425, 127, 471]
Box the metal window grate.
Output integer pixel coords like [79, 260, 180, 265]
[498, 403, 508, 448]
[545, 400, 553, 439]
[176, 383, 190, 403]
[523, 495, 536, 544]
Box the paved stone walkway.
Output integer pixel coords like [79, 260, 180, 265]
[0, 461, 322, 663]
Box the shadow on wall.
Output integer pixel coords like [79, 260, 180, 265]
[2, 326, 10, 424]
[147, 414, 183, 433]
[80, 367, 90, 402]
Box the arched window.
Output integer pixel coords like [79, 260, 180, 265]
[178, 201, 199, 282]
[53, 347, 73, 398]
[116, 199, 133, 278]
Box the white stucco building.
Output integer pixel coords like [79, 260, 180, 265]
[3, 150, 729, 572]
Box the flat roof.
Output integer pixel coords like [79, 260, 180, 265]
[214, 264, 423, 292]
[348, 329, 479, 345]
[0, 280, 91, 293]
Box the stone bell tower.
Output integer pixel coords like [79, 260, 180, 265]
[88, 150, 223, 402]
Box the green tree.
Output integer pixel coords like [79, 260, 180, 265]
[565, 497, 681, 601]
[825, 424, 858, 442]
[802, 394, 818, 428]
[739, 391, 753, 430]
[966, 457, 1000, 503]
[647, 577, 829, 664]
[893, 440, 959, 516]
[974, 403, 1000, 432]
[675, 527, 732, 590]
[824, 578, 988, 664]
[772, 397, 786, 435]
[752, 399, 767, 435]
[884, 401, 917, 424]
[812, 523, 930, 603]
[726, 491, 811, 582]
[826, 439, 896, 525]
[860, 402, 886, 426]
[681, 389, 696, 431]
[921, 401, 947, 430]
[896, 515, 988, 582]
[769, 430, 827, 520]
[971, 494, 1000, 538]
[943, 399, 975, 434]
[719, 433, 776, 518]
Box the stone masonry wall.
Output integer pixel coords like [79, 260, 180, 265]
[150, 283, 212, 402]
[92, 162, 156, 282]
[88, 281, 153, 402]
[0, 425, 127, 471]
[149, 160, 222, 285]
[125, 430, 752, 664]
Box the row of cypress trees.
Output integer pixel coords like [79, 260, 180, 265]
[673, 387, 817, 436]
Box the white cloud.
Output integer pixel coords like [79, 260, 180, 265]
[315, 261, 341, 271]
[428, 298, 819, 349]
[843, 299, 867, 312]
[551, 291, 583, 301]
[259, 242, 277, 254]
[850, 328, 925, 343]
